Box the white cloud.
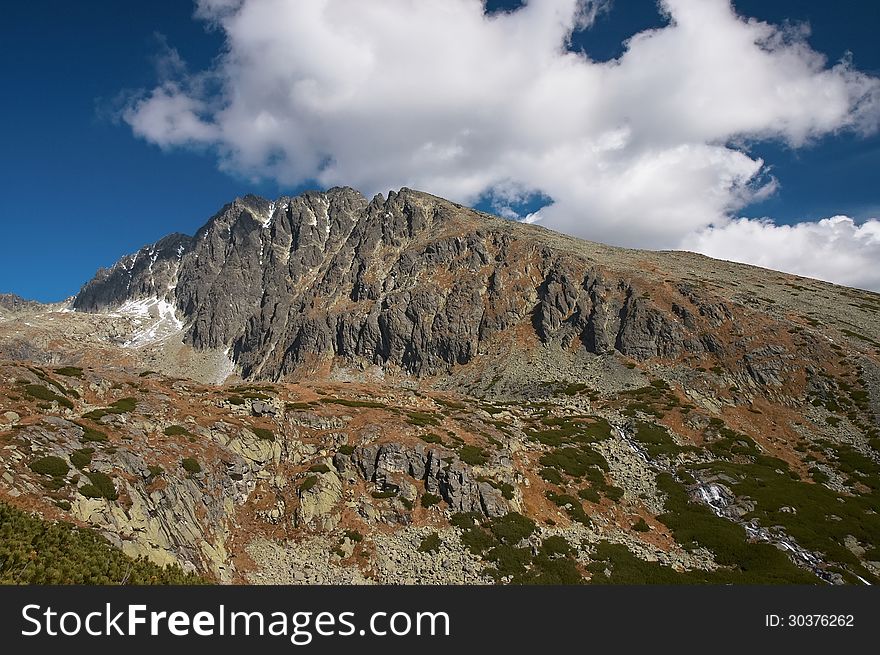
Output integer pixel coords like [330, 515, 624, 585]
[682, 216, 880, 292]
[123, 0, 880, 287]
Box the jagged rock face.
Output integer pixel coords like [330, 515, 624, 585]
[74, 233, 192, 312]
[339, 441, 509, 517]
[72, 187, 731, 381]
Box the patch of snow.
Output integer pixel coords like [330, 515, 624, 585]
[122, 252, 137, 272]
[262, 201, 276, 227]
[215, 346, 236, 384]
[110, 297, 184, 349]
[166, 260, 181, 292]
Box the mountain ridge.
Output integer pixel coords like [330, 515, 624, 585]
[2, 187, 879, 586]
[68, 187, 880, 392]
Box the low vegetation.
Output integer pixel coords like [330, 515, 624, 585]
[29, 456, 70, 478]
[79, 471, 118, 500]
[23, 384, 73, 410]
[0, 502, 203, 584]
[181, 458, 202, 474]
[452, 512, 582, 583]
[82, 397, 137, 420]
[418, 532, 441, 553]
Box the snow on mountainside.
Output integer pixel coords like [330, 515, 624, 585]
[111, 297, 185, 349]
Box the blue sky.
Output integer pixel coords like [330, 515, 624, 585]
[1, 0, 879, 301]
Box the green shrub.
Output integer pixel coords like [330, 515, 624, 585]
[181, 458, 201, 474]
[540, 467, 563, 484]
[558, 382, 589, 396]
[546, 492, 592, 525]
[337, 445, 355, 456]
[322, 398, 387, 408]
[79, 424, 109, 443]
[40, 477, 66, 491]
[460, 526, 494, 555]
[418, 532, 441, 553]
[489, 512, 535, 544]
[251, 427, 274, 441]
[70, 448, 94, 470]
[29, 456, 69, 477]
[632, 421, 690, 458]
[0, 501, 204, 584]
[23, 384, 57, 402]
[371, 490, 397, 499]
[299, 475, 318, 492]
[81, 397, 137, 420]
[603, 485, 625, 502]
[54, 367, 84, 378]
[406, 411, 442, 427]
[23, 384, 73, 409]
[459, 444, 488, 466]
[80, 471, 117, 500]
[485, 479, 516, 500]
[112, 397, 136, 412]
[241, 391, 272, 400]
[527, 416, 612, 446]
[525, 555, 583, 584]
[163, 425, 192, 437]
[309, 463, 331, 473]
[540, 446, 608, 477]
[541, 535, 572, 557]
[486, 544, 531, 579]
[450, 512, 481, 529]
[578, 486, 601, 503]
[421, 493, 441, 507]
[632, 518, 650, 532]
[419, 433, 444, 444]
[808, 467, 829, 484]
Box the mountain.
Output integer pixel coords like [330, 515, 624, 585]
[0, 187, 878, 585]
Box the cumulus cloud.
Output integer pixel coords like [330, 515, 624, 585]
[682, 216, 880, 292]
[123, 0, 880, 287]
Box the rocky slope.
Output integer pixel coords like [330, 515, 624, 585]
[1, 187, 879, 585]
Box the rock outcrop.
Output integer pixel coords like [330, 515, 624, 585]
[338, 442, 508, 517]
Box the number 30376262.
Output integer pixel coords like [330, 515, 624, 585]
[765, 614, 854, 627]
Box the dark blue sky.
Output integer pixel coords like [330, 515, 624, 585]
[1, 0, 878, 301]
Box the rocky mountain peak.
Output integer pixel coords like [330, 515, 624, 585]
[3, 188, 880, 587]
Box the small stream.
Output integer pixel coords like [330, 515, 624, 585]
[613, 424, 868, 585]
[614, 426, 650, 464]
[696, 481, 849, 585]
